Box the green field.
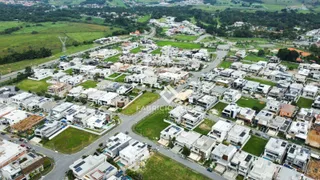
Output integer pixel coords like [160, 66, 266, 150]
[130, 46, 142, 54]
[156, 41, 201, 49]
[194, 119, 215, 135]
[242, 135, 268, 156]
[173, 34, 198, 41]
[122, 92, 160, 115]
[296, 97, 314, 108]
[281, 61, 299, 70]
[105, 54, 121, 62]
[137, 15, 151, 23]
[244, 77, 276, 86]
[236, 97, 266, 111]
[151, 48, 161, 54]
[218, 61, 232, 68]
[133, 106, 172, 140]
[243, 54, 266, 62]
[212, 102, 228, 115]
[17, 78, 50, 94]
[140, 153, 210, 180]
[43, 127, 98, 154]
[79, 80, 97, 89]
[108, 73, 121, 78]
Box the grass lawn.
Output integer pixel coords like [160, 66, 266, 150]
[130, 46, 142, 54]
[141, 153, 210, 180]
[156, 41, 201, 49]
[79, 80, 97, 89]
[64, 69, 73, 75]
[194, 119, 215, 135]
[296, 97, 314, 108]
[280, 61, 299, 70]
[108, 73, 121, 78]
[243, 54, 266, 62]
[244, 76, 276, 86]
[137, 15, 151, 23]
[242, 135, 268, 156]
[212, 102, 228, 115]
[173, 34, 198, 41]
[151, 48, 161, 54]
[43, 127, 98, 154]
[105, 54, 121, 62]
[122, 92, 160, 115]
[114, 74, 126, 82]
[133, 106, 172, 140]
[17, 77, 50, 94]
[236, 97, 266, 111]
[218, 61, 232, 68]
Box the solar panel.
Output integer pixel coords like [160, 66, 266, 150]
[73, 161, 85, 169]
[75, 167, 82, 172]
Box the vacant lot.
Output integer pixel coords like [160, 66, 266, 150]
[137, 15, 151, 23]
[141, 153, 210, 180]
[43, 127, 98, 154]
[243, 55, 266, 62]
[194, 119, 215, 135]
[130, 46, 142, 54]
[79, 80, 97, 89]
[280, 61, 299, 70]
[122, 92, 160, 115]
[173, 34, 198, 41]
[244, 77, 276, 86]
[296, 97, 314, 108]
[156, 41, 201, 49]
[105, 54, 121, 62]
[236, 97, 266, 111]
[133, 106, 172, 140]
[17, 78, 50, 94]
[218, 61, 232, 68]
[242, 135, 268, 156]
[212, 102, 228, 115]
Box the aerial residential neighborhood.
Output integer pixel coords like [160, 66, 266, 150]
[0, 0, 320, 179]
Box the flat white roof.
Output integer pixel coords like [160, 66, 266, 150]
[212, 120, 233, 132]
[0, 140, 26, 166]
[176, 131, 201, 146]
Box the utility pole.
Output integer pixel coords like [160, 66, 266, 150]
[58, 36, 68, 52]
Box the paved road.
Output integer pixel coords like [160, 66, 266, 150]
[194, 34, 212, 43]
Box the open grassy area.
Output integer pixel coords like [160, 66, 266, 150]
[212, 102, 228, 115]
[236, 97, 266, 111]
[140, 153, 210, 180]
[105, 54, 121, 62]
[108, 73, 121, 78]
[218, 61, 232, 68]
[280, 61, 299, 70]
[130, 46, 142, 54]
[137, 15, 151, 23]
[122, 92, 160, 115]
[151, 48, 161, 54]
[244, 76, 276, 86]
[242, 135, 268, 156]
[133, 106, 172, 140]
[243, 54, 266, 62]
[173, 34, 198, 41]
[43, 127, 98, 154]
[79, 80, 97, 89]
[17, 77, 50, 94]
[156, 41, 201, 49]
[296, 97, 314, 108]
[194, 119, 215, 135]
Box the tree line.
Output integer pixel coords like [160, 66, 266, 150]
[0, 47, 52, 65]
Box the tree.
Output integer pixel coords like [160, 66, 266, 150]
[93, 73, 100, 81]
[257, 49, 265, 57]
[126, 169, 143, 180]
[181, 146, 191, 157]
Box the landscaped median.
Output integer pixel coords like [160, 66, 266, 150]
[42, 127, 98, 154]
[121, 92, 160, 115]
[133, 106, 172, 140]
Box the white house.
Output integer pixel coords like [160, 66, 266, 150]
[1, 110, 28, 125]
[247, 157, 279, 180]
[119, 140, 150, 168]
[160, 124, 183, 143]
[222, 103, 241, 119]
[263, 138, 289, 163]
[303, 85, 318, 98]
[236, 107, 256, 123]
[208, 120, 233, 143]
[104, 132, 132, 158]
[288, 121, 309, 141]
[169, 105, 187, 124]
[227, 124, 251, 147]
[285, 144, 310, 171]
[175, 131, 201, 149]
[191, 135, 215, 160]
[228, 151, 255, 177]
[265, 99, 281, 113]
[211, 144, 237, 168]
[223, 89, 242, 103]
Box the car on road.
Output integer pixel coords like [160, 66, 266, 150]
[20, 144, 26, 147]
[1, 132, 5, 135]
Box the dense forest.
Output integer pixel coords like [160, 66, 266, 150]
[0, 48, 52, 65]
